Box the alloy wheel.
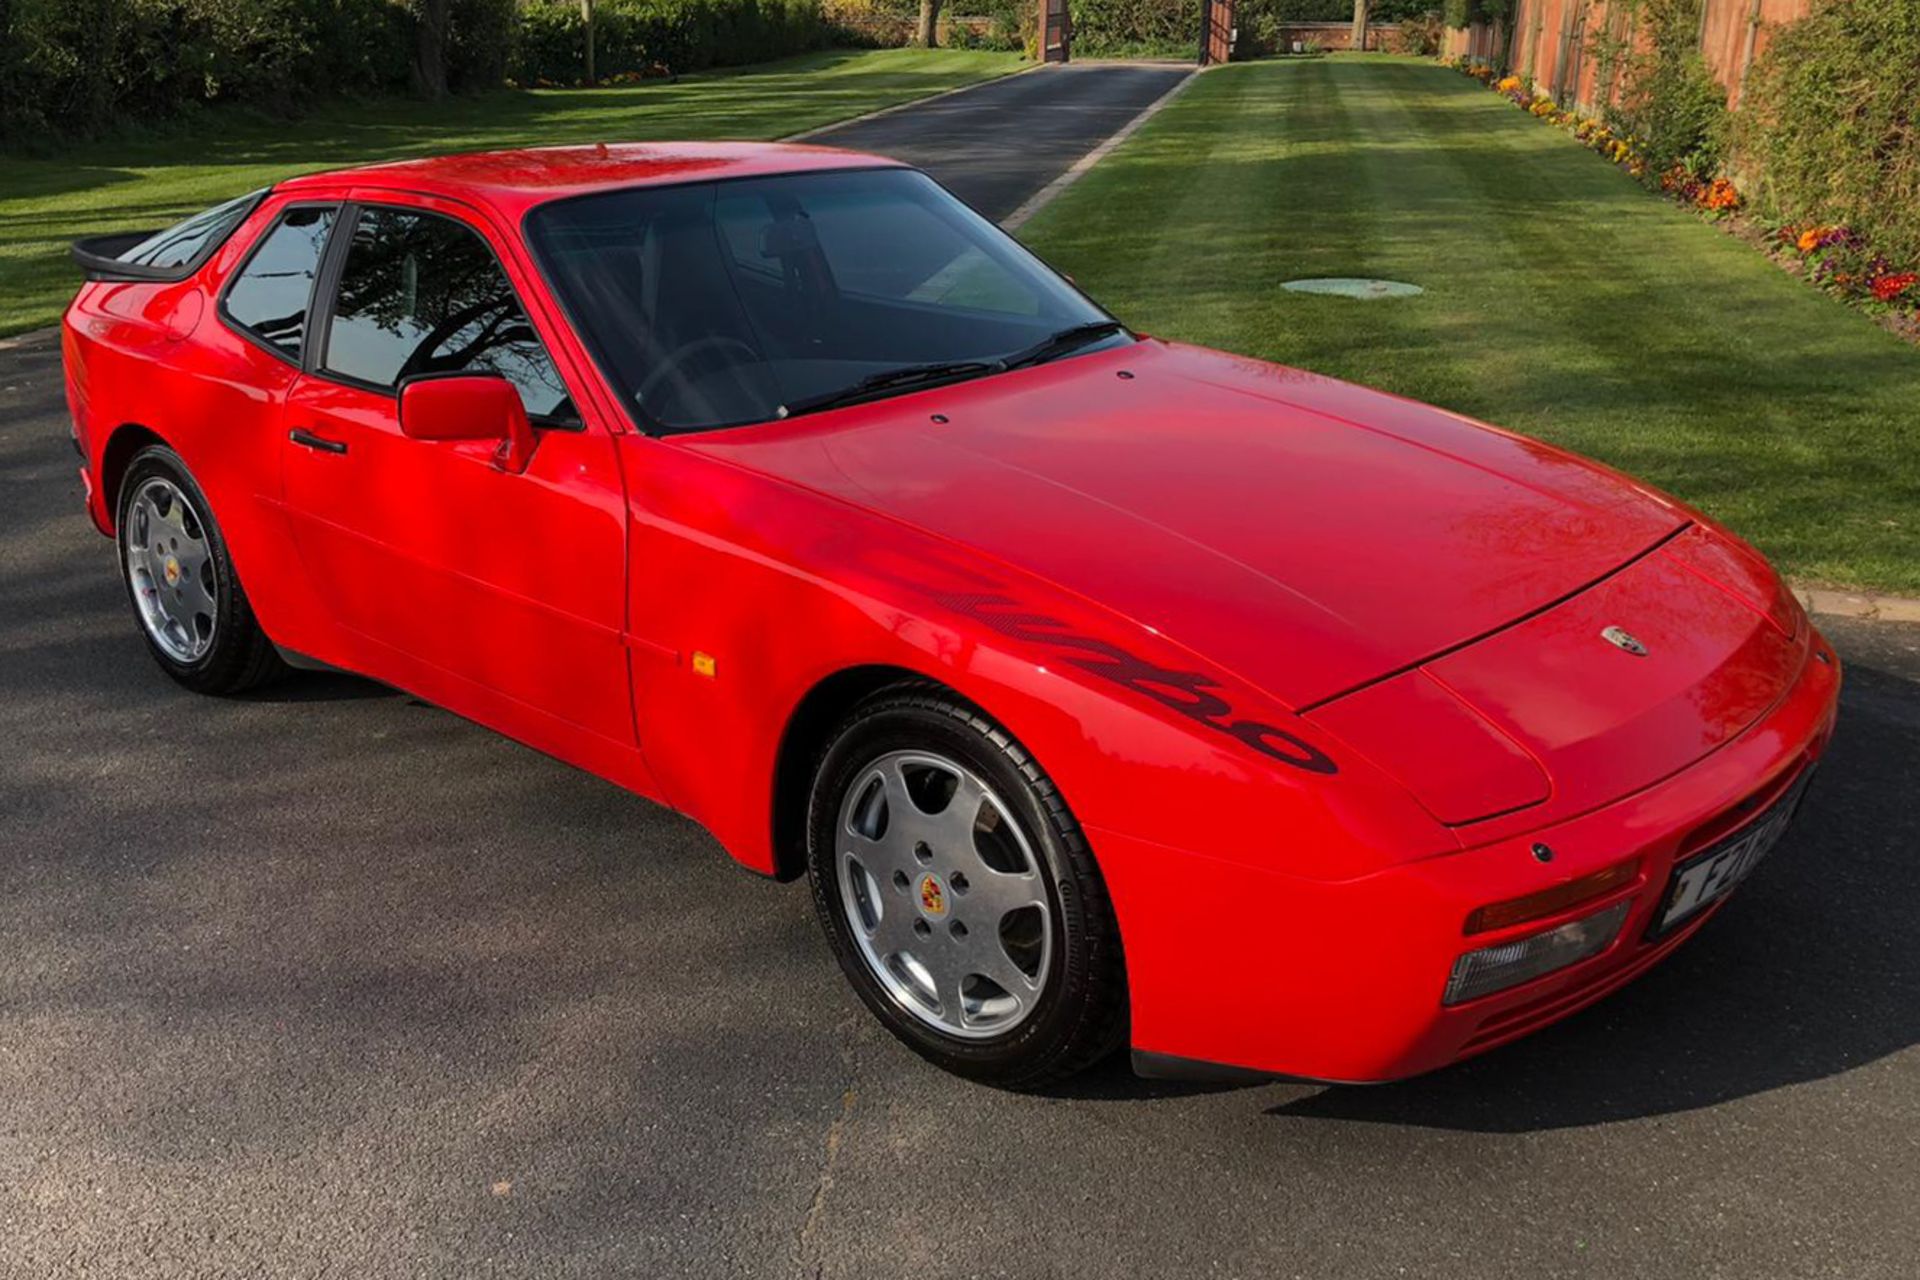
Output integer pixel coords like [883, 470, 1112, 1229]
[836, 749, 1054, 1039]
[123, 476, 217, 663]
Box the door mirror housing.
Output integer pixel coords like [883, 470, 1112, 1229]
[398, 374, 536, 473]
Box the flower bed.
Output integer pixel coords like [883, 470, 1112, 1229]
[1774, 226, 1920, 314]
[1449, 56, 1920, 341]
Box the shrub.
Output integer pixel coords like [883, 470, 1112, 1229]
[819, 0, 911, 45]
[820, 0, 1018, 50]
[1393, 9, 1443, 54]
[0, 0, 496, 145]
[1441, 0, 1507, 28]
[1070, 0, 1200, 58]
[987, 0, 1030, 52]
[1606, 0, 1727, 177]
[515, 0, 827, 83]
[1736, 0, 1920, 267]
[449, 0, 520, 92]
[1237, 8, 1283, 55]
[0, 0, 830, 144]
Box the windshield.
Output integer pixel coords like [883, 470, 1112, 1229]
[526, 168, 1123, 432]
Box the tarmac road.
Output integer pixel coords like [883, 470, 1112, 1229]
[807, 62, 1191, 222]
[4, 64, 1919, 1279]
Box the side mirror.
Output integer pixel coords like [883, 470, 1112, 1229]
[398, 374, 536, 474]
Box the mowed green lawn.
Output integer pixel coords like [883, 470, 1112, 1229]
[0, 48, 1018, 338]
[1019, 56, 1920, 595]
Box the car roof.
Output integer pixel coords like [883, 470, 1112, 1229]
[276, 141, 905, 218]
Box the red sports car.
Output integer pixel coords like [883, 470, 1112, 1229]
[64, 143, 1840, 1089]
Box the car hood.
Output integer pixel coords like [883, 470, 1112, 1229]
[683, 340, 1689, 710]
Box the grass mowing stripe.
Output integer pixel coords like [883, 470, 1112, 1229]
[1400, 68, 1912, 583]
[1020, 55, 1920, 594]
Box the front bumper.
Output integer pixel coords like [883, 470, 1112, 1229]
[1097, 629, 1843, 1084]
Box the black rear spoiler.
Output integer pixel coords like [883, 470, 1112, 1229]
[69, 187, 271, 282]
[70, 231, 173, 282]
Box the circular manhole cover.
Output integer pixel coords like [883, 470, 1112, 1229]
[1282, 278, 1425, 300]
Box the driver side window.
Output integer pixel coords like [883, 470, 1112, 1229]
[323, 206, 576, 422]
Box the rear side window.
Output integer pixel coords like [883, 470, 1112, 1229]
[118, 189, 266, 272]
[322, 207, 573, 421]
[223, 207, 337, 361]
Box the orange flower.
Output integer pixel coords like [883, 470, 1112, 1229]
[1696, 178, 1740, 211]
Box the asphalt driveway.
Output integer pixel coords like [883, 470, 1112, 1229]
[808, 62, 1190, 222]
[3, 63, 1919, 1273]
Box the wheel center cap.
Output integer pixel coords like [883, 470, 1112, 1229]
[917, 873, 948, 918]
[163, 557, 181, 586]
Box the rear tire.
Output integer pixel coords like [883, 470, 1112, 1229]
[806, 684, 1127, 1089]
[116, 444, 283, 695]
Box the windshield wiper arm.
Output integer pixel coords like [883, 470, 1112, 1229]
[1000, 320, 1128, 371]
[776, 360, 1004, 420]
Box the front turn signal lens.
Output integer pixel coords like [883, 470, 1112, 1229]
[1464, 859, 1639, 936]
[1443, 900, 1632, 1006]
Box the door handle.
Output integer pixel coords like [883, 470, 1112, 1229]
[289, 427, 348, 455]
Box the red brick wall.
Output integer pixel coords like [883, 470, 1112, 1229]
[1269, 21, 1403, 53]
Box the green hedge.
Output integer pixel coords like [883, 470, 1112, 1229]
[819, 0, 1434, 59]
[1069, 0, 1439, 58]
[0, 0, 828, 144]
[0, 0, 513, 145]
[516, 0, 827, 84]
[1737, 0, 1920, 266]
[1069, 0, 1198, 57]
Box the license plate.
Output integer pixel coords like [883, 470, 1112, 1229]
[1650, 771, 1812, 938]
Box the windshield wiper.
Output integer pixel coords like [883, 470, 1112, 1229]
[770, 322, 1129, 420]
[776, 360, 1004, 419]
[1000, 320, 1128, 371]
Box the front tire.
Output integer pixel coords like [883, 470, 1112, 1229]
[806, 685, 1127, 1088]
[117, 444, 283, 694]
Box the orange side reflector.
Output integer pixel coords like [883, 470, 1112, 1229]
[690, 651, 717, 679]
[1464, 860, 1638, 936]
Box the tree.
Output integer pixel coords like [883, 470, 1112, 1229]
[580, 0, 596, 85]
[1351, 0, 1369, 50]
[412, 0, 452, 99]
[0, 0, 15, 135]
[917, 0, 943, 47]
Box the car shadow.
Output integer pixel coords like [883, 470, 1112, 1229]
[237, 669, 397, 703]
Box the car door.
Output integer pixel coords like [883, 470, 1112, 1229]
[280, 191, 634, 748]
[207, 197, 345, 650]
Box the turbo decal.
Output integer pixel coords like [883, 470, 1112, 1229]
[928, 589, 1338, 776]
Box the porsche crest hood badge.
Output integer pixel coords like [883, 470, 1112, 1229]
[1601, 625, 1649, 657]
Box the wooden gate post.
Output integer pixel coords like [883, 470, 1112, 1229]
[1041, 0, 1071, 62]
[1200, 0, 1236, 64]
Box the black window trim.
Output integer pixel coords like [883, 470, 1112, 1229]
[306, 199, 585, 432]
[215, 198, 344, 369]
[518, 162, 1122, 438]
[72, 188, 271, 283]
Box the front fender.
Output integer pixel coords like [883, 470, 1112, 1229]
[619, 436, 1446, 883]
